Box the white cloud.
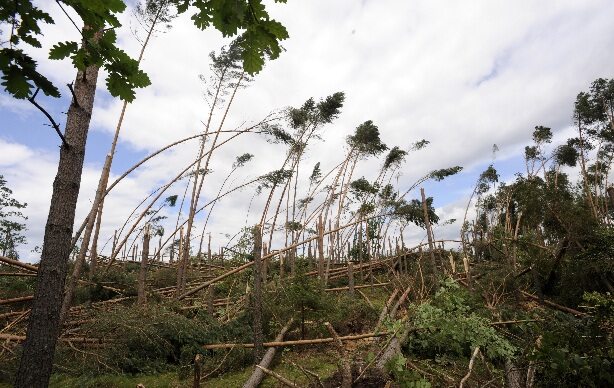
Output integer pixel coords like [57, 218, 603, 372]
[2, 0, 614, 261]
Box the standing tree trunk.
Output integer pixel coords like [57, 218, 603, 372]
[420, 187, 437, 272]
[138, 225, 150, 305]
[317, 215, 325, 282]
[15, 62, 100, 388]
[251, 224, 264, 363]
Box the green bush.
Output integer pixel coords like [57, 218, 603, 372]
[407, 279, 515, 360]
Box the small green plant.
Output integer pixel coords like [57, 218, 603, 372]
[408, 279, 515, 360]
[386, 354, 431, 388]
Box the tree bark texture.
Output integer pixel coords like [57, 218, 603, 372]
[138, 226, 150, 305]
[15, 63, 99, 388]
[251, 224, 264, 363]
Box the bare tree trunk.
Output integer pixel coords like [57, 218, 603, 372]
[504, 360, 526, 388]
[138, 226, 150, 305]
[15, 62, 100, 388]
[207, 286, 214, 315]
[420, 187, 436, 272]
[60, 152, 112, 324]
[175, 227, 184, 298]
[89, 196, 105, 278]
[252, 225, 264, 363]
[242, 319, 294, 388]
[317, 215, 325, 282]
[348, 261, 354, 297]
[193, 354, 202, 388]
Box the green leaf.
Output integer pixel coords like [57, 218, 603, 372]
[106, 71, 136, 102]
[1, 66, 32, 99]
[263, 20, 289, 40]
[241, 45, 265, 75]
[49, 41, 79, 60]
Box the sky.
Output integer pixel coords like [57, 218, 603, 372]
[1, 0, 614, 262]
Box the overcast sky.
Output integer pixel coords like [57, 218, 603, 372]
[1, 0, 614, 262]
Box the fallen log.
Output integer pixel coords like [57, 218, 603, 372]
[0, 310, 29, 320]
[325, 282, 390, 292]
[204, 331, 390, 350]
[0, 333, 109, 343]
[520, 291, 586, 316]
[255, 365, 299, 388]
[0, 295, 34, 305]
[0, 255, 38, 272]
[242, 318, 294, 388]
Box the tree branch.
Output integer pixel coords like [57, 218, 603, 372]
[28, 88, 69, 147]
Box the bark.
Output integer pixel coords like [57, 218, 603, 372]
[175, 227, 184, 298]
[60, 152, 112, 324]
[420, 187, 436, 272]
[242, 319, 294, 388]
[193, 353, 202, 388]
[251, 224, 264, 363]
[317, 215, 325, 282]
[607, 186, 614, 211]
[88, 195, 105, 277]
[0, 255, 37, 272]
[138, 226, 150, 305]
[542, 237, 569, 295]
[204, 331, 388, 350]
[459, 347, 481, 388]
[15, 62, 100, 388]
[348, 261, 355, 297]
[504, 360, 526, 388]
[255, 365, 298, 388]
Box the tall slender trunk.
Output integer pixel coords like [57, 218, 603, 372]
[60, 8, 163, 317]
[15, 62, 100, 388]
[138, 226, 150, 305]
[420, 187, 436, 272]
[251, 225, 264, 363]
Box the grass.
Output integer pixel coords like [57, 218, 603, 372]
[49, 347, 340, 387]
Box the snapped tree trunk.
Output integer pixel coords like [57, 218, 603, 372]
[138, 226, 150, 305]
[243, 318, 294, 388]
[15, 63, 100, 388]
[251, 224, 264, 363]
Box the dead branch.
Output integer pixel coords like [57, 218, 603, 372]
[459, 347, 480, 388]
[290, 361, 324, 388]
[255, 365, 299, 388]
[205, 331, 390, 350]
[520, 291, 586, 316]
[0, 255, 38, 272]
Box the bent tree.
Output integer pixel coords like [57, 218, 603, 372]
[0, 1, 289, 386]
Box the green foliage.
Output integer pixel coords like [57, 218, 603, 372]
[408, 279, 516, 360]
[309, 162, 322, 184]
[390, 197, 439, 229]
[57, 303, 252, 376]
[350, 177, 380, 199]
[259, 168, 293, 188]
[1, 0, 289, 101]
[233, 153, 254, 168]
[0, 175, 27, 258]
[289, 92, 345, 129]
[386, 355, 432, 388]
[347, 120, 388, 156]
[0, 270, 35, 299]
[384, 146, 408, 169]
[476, 165, 499, 195]
[428, 166, 463, 181]
[528, 307, 614, 387]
